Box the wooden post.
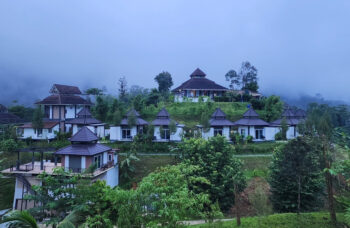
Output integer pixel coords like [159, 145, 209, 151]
[40, 151, 44, 170]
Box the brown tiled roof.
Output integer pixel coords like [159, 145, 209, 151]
[51, 84, 82, 94]
[0, 113, 23, 124]
[35, 95, 92, 105]
[172, 68, 228, 92]
[65, 118, 102, 125]
[77, 108, 92, 117]
[126, 109, 141, 117]
[69, 126, 98, 142]
[20, 121, 59, 129]
[55, 144, 111, 156]
[243, 108, 259, 118]
[270, 118, 303, 126]
[156, 108, 170, 118]
[211, 108, 226, 118]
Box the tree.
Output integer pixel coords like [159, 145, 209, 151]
[127, 110, 137, 127]
[154, 71, 173, 94]
[269, 137, 324, 213]
[145, 88, 161, 106]
[112, 110, 123, 125]
[118, 76, 128, 102]
[225, 70, 240, 90]
[181, 136, 246, 212]
[85, 88, 104, 96]
[263, 95, 283, 122]
[281, 117, 288, 140]
[303, 103, 337, 224]
[32, 106, 43, 130]
[94, 96, 109, 122]
[169, 120, 177, 135]
[239, 61, 258, 92]
[138, 164, 222, 227]
[1, 210, 39, 228]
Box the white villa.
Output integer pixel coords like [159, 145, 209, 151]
[18, 121, 60, 140]
[65, 107, 106, 138]
[2, 127, 119, 211]
[197, 108, 234, 141]
[172, 68, 228, 102]
[110, 109, 148, 141]
[152, 108, 184, 142]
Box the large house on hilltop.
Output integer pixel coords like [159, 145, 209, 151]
[2, 126, 119, 210]
[172, 68, 228, 102]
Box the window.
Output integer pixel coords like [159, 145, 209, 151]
[108, 154, 113, 162]
[214, 127, 223, 136]
[37, 129, 43, 136]
[161, 126, 170, 140]
[240, 129, 245, 137]
[255, 127, 264, 140]
[137, 126, 144, 135]
[48, 128, 52, 133]
[94, 154, 103, 168]
[122, 127, 131, 139]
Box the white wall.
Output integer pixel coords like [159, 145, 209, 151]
[170, 126, 184, 141]
[65, 105, 76, 119]
[20, 124, 59, 140]
[109, 126, 121, 141]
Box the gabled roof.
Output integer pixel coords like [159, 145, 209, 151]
[35, 95, 92, 105]
[120, 109, 148, 126]
[172, 68, 228, 92]
[65, 108, 102, 125]
[19, 121, 59, 129]
[50, 84, 82, 94]
[209, 108, 234, 126]
[69, 126, 98, 142]
[190, 68, 206, 78]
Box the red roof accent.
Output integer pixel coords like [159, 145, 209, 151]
[51, 84, 82, 94]
[35, 95, 92, 105]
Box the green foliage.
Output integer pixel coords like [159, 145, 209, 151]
[154, 71, 173, 94]
[225, 69, 240, 90]
[169, 119, 177, 134]
[246, 135, 253, 143]
[112, 110, 123, 125]
[262, 95, 283, 122]
[181, 136, 246, 212]
[0, 139, 18, 152]
[188, 212, 346, 228]
[93, 96, 109, 122]
[32, 106, 43, 130]
[274, 132, 283, 140]
[269, 137, 324, 213]
[1, 210, 38, 228]
[281, 117, 288, 140]
[85, 88, 104, 96]
[127, 110, 137, 127]
[8, 105, 35, 122]
[240, 61, 258, 92]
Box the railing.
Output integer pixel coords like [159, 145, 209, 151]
[66, 161, 115, 174]
[10, 164, 34, 172]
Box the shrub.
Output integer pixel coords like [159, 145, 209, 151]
[274, 132, 282, 140]
[246, 135, 253, 143]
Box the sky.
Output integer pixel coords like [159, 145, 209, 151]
[0, 0, 350, 105]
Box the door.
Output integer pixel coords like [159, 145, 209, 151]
[69, 156, 82, 173]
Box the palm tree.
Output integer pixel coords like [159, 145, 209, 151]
[0, 210, 38, 228]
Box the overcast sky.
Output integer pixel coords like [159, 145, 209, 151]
[0, 0, 350, 105]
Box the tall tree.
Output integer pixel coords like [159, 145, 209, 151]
[94, 96, 109, 122]
[225, 70, 240, 90]
[32, 106, 43, 130]
[304, 103, 337, 225]
[85, 88, 104, 96]
[181, 136, 246, 212]
[269, 137, 324, 213]
[154, 71, 173, 94]
[263, 95, 283, 122]
[239, 61, 258, 92]
[118, 76, 128, 102]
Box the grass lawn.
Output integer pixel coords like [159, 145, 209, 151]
[241, 156, 272, 180]
[188, 212, 347, 228]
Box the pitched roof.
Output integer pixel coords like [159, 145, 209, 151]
[294, 109, 307, 118]
[55, 143, 111, 156]
[35, 95, 92, 105]
[152, 108, 177, 126]
[65, 117, 102, 125]
[0, 113, 23, 124]
[77, 108, 92, 117]
[233, 108, 269, 126]
[281, 109, 295, 118]
[50, 84, 82, 94]
[19, 121, 59, 129]
[172, 69, 228, 92]
[69, 126, 98, 142]
[243, 108, 259, 118]
[211, 108, 226, 118]
[120, 109, 148, 126]
[190, 68, 206, 78]
[270, 118, 304, 126]
[126, 109, 140, 117]
[156, 108, 170, 118]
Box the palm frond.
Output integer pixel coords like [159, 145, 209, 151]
[1, 210, 39, 228]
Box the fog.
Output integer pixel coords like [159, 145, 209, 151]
[1, 0, 350, 106]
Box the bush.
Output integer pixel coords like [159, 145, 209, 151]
[0, 139, 18, 152]
[274, 132, 282, 140]
[246, 135, 253, 143]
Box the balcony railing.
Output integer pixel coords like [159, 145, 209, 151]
[66, 160, 115, 174]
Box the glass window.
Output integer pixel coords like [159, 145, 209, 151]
[37, 129, 43, 136]
[161, 127, 170, 139]
[255, 127, 264, 139]
[122, 127, 131, 139]
[48, 128, 52, 133]
[94, 154, 102, 168]
[214, 127, 223, 136]
[108, 154, 113, 162]
[240, 129, 245, 136]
